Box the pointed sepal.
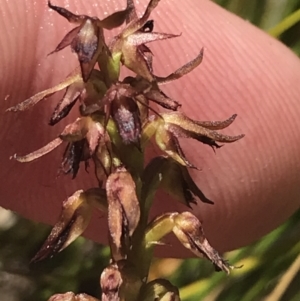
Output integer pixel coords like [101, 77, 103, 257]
[6, 71, 82, 112]
[11, 137, 63, 163]
[156, 48, 204, 84]
[31, 188, 106, 262]
[162, 112, 245, 147]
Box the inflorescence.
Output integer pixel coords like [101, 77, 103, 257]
[7, 1, 244, 300]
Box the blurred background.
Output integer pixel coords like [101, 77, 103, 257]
[1, 0, 300, 300]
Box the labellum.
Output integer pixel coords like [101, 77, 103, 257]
[111, 96, 142, 145]
[60, 140, 89, 178]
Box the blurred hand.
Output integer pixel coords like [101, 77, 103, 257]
[1, 0, 300, 256]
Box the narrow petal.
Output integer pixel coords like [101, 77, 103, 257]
[127, 32, 179, 46]
[49, 88, 81, 125]
[140, 45, 154, 73]
[93, 136, 112, 186]
[163, 112, 244, 143]
[6, 71, 81, 112]
[143, 157, 193, 209]
[168, 123, 245, 143]
[135, 94, 150, 123]
[180, 165, 214, 204]
[161, 159, 213, 206]
[122, 0, 161, 37]
[99, 8, 129, 30]
[193, 114, 238, 130]
[142, 157, 213, 208]
[48, 1, 85, 24]
[145, 90, 181, 110]
[48, 26, 81, 55]
[126, 0, 138, 23]
[12, 137, 63, 163]
[157, 48, 204, 84]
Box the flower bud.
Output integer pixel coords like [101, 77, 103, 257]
[48, 292, 100, 301]
[101, 261, 142, 301]
[106, 167, 140, 257]
[100, 264, 123, 301]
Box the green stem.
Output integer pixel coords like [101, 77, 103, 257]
[128, 189, 158, 280]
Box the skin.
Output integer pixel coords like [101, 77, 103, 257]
[0, 0, 300, 258]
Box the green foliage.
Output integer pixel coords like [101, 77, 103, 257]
[214, 0, 300, 55]
[0, 215, 110, 300]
